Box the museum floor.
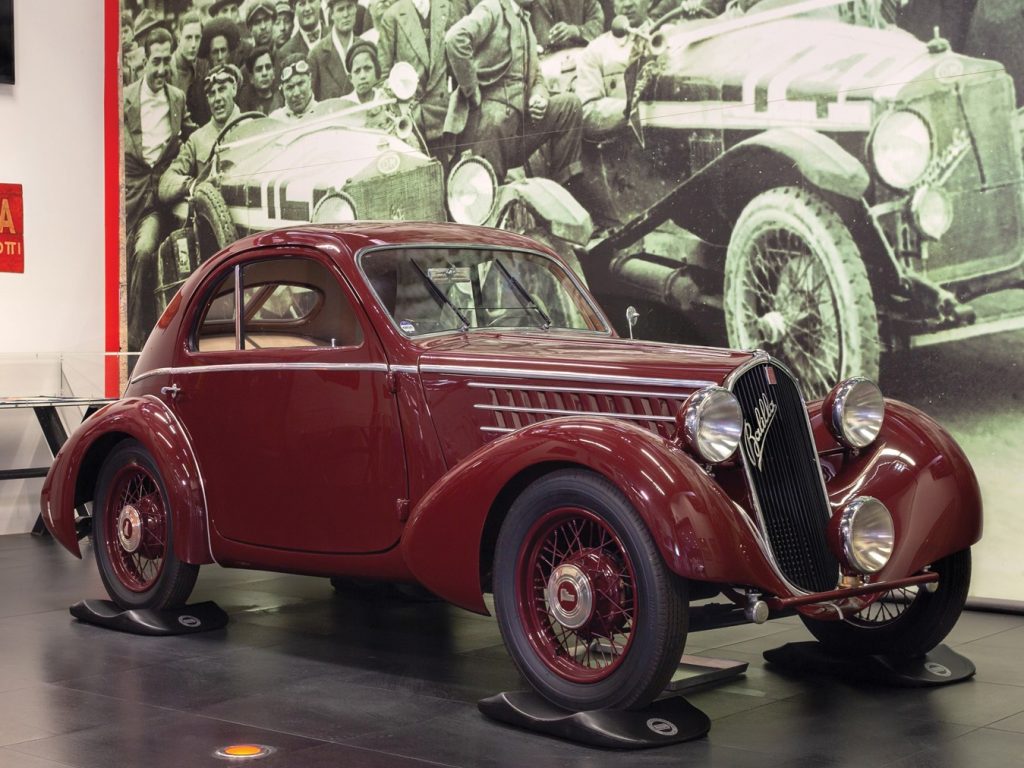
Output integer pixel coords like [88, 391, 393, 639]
[1, 533, 1023, 768]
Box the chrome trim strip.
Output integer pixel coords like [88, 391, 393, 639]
[131, 362, 389, 385]
[425, 365, 715, 390]
[481, 425, 516, 434]
[475, 403, 676, 423]
[141, 395, 218, 567]
[726, 353, 838, 597]
[389, 364, 419, 374]
[466, 382, 692, 400]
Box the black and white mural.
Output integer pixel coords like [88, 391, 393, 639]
[119, 0, 1024, 600]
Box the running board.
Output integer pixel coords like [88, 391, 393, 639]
[909, 312, 1024, 348]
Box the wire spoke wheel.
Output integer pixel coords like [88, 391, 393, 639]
[850, 585, 917, 626]
[518, 507, 637, 683]
[725, 187, 880, 398]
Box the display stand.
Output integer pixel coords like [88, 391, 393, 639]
[478, 653, 745, 749]
[762, 642, 975, 687]
[69, 599, 228, 636]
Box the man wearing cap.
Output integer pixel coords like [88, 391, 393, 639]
[159, 65, 243, 206]
[377, 0, 470, 157]
[308, 0, 360, 101]
[445, 0, 584, 185]
[271, 53, 318, 119]
[194, 16, 242, 124]
[238, 45, 284, 114]
[272, 1, 295, 49]
[124, 26, 186, 350]
[277, 0, 324, 59]
[245, 0, 277, 50]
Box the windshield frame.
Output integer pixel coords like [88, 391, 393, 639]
[355, 242, 613, 340]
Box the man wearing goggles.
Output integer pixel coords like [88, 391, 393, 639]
[271, 55, 317, 120]
[159, 65, 243, 205]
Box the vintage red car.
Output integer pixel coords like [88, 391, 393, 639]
[41, 223, 982, 712]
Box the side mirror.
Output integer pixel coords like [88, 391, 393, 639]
[625, 306, 639, 339]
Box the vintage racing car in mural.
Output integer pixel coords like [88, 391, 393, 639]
[543, 0, 1024, 396]
[155, 64, 592, 312]
[43, 223, 981, 712]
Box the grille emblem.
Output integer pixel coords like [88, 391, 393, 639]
[765, 366, 776, 385]
[743, 392, 778, 470]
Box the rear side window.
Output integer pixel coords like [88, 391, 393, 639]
[193, 256, 363, 352]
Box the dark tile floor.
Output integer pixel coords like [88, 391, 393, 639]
[2, 532, 1023, 767]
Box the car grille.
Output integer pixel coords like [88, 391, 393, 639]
[473, 384, 686, 440]
[731, 362, 837, 593]
[345, 160, 446, 222]
[904, 70, 1024, 284]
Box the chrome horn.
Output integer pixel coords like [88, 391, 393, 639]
[609, 15, 666, 54]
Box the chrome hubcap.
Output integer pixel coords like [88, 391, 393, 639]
[546, 563, 593, 630]
[117, 505, 143, 553]
[757, 310, 787, 344]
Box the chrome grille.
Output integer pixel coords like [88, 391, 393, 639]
[472, 383, 686, 439]
[346, 160, 446, 221]
[731, 362, 837, 593]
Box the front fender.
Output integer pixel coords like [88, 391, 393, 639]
[401, 416, 789, 614]
[40, 396, 212, 564]
[813, 399, 983, 580]
[492, 177, 595, 246]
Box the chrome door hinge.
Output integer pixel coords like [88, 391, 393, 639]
[396, 498, 410, 522]
[160, 383, 181, 400]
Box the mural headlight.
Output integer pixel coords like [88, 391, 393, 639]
[834, 497, 894, 574]
[824, 378, 885, 449]
[387, 62, 419, 102]
[312, 193, 357, 224]
[676, 386, 743, 464]
[447, 156, 497, 226]
[870, 110, 932, 190]
[911, 186, 953, 240]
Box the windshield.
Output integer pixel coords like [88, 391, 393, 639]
[360, 246, 609, 337]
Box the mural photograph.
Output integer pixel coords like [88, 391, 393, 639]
[117, 0, 1023, 598]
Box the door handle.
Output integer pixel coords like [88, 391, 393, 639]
[160, 384, 181, 400]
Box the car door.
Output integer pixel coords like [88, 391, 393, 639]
[168, 248, 407, 554]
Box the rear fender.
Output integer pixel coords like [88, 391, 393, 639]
[492, 177, 595, 246]
[401, 416, 787, 614]
[40, 396, 212, 564]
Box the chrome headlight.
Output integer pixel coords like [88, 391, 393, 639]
[870, 110, 933, 190]
[677, 386, 743, 464]
[910, 186, 953, 240]
[824, 378, 884, 449]
[447, 155, 497, 225]
[834, 496, 894, 574]
[387, 61, 419, 101]
[312, 192, 357, 224]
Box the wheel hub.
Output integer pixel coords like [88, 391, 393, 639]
[117, 505, 143, 553]
[757, 311, 787, 344]
[546, 564, 593, 630]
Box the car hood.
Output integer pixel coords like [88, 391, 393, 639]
[412, 333, 757, 467]
[415, 332, 754, 390]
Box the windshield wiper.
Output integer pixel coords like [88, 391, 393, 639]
[409, 258, 470, 332]
[493, 258, 551, 330]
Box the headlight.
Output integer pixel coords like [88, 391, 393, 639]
[834, 497, 894, 574]
[870, 110, 932, 190]
[312, 193, 357, 224]
[387, 61, 419, 101]
[824, 377, 884, 449]
[676, 386, 743, 464]
[910, 186, 953, 240]
[447, 156, 497, 225]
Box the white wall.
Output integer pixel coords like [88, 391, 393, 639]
[0, 0, 106, 534]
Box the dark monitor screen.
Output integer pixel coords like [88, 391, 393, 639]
[0, 0, 12, 85]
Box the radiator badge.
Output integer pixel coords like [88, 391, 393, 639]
[744, 392, 778, 470]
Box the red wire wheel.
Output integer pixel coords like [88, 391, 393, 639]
[102, 461, 167, 592]
[516, 507, 637, 683]
[494, 469, 688, 712]
[93, 440, 199, 610]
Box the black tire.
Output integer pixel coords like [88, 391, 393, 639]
[493, 469, 688, 711]
[192, 181, 237, 263]
[724, 186, 880, 398]
[93, 440, 199, 610]
[800, 549, 971, 657]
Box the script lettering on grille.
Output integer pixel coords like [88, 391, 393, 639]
[743, 393, 778, 470]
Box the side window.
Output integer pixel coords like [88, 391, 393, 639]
[193, 257, 364, 352]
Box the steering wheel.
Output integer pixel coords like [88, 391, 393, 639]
[212, 111, 267, 152]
